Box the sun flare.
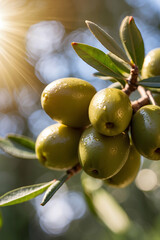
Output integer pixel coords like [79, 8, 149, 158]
[0, 15, 5, 30]
[0, 0, 48, 94]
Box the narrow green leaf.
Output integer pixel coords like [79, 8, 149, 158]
[41, 174, 68, 206]
[93, 72, 117, 82]
[0, 181, 53, 207]
[147, 88, 160, 93]
[138, 76, 160, 88]
[86, 20, 129, 63]
[7, 134, 35, 151]
[81, 173, 131, 234]
[120, 16, 145, 70]
[0, 211, 3, 229]
[108, 52, 131, 75]
[72, 42, 126, 86]
[0, 137, 37, 159]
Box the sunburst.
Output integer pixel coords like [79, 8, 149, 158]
[0, 0, 48, 94]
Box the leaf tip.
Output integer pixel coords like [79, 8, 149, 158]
[71, 42, 77, 46]
[85, 20, 92, 26]
[129, 16, 134, 24]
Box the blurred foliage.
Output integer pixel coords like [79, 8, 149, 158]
[1, 0, 160, 239]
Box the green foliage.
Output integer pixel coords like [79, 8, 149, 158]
[107, 52, 131, 75]
[0, 135, 36, 160]
[120, 16, 145, 70]
[0, 181, 53, 207]
[93, 72, 115, 80]
[0, 173, 70, 207]
[138, 76, 160, 88]
[41, 174, 68, 206]
[71, 16, 149, 90]
[7, 134, 35, 151]
[85, 20, 129, 63]
[0, 211, 2, 229]
[72, 43, 126, 86]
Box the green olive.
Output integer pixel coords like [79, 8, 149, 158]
[131, 105, 160, 160]
[41, 78, 96, 128]
[141, 48, 160, 79]
[89, 88, 133, 136]
[35, 123, 82, 170]
[141, 48, 160, 105]
[79, 126, 130, 179]
[105, 144, 141, 188]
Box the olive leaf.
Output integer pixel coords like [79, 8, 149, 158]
[138, 76, 160, 88]
[41, 174, 68, 206]
[0, 137, 37, 160]
[7, 134, 35, 151]
[93, 72, 117, 82]
[0, 211, 2, 229]
[120, 16, 145, 70]
[94, 52, 130, 78]
[86, 20, 129, 63]
[0, 181, 54, 207]
[81, 173, 131, 234]
[108, 52, 130, 75]
[72, 42, 126, 86]
[147, 88, 160, 93]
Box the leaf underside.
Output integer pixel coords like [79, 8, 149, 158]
[0, 181, 53, 207]
[41, 174, 68, 206]
[0, 137, 37, 159]
[138, 76, 160, 88]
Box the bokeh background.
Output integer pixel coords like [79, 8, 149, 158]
[1, 0, 160, 239]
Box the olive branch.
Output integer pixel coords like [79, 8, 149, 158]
[0, 15, 160, 209]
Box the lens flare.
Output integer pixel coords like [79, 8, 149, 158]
[0, 15, 5, 30]
[0, 0, 49, 94]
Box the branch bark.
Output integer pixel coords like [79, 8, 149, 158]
[131, 86, 150, 112]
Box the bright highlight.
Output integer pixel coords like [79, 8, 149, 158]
[0, 15, 5, 30]
[0, 0, 52, 93]
[135, 169, 157, 191]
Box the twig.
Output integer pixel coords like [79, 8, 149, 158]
[66, 163, 82, 180]
[122, 64, 139, 96]
[131, 86, 150, 112]
[137, 85, 148, 98]
[146, 90, 156, 105]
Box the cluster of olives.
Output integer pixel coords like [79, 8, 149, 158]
[35, 48, 160, 189]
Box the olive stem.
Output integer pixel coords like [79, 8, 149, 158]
[66, 163, 82, 180]
[137, 85, 148, 98]
[131, 86, 150, 112]
[131, 97, 150, 112]
[146, 90, 156, 105]
[122, 64, 139, 96]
